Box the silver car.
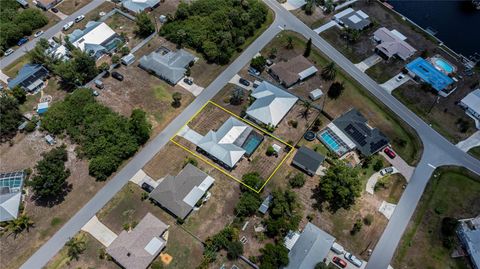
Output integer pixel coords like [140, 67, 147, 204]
[344, 252, 363, 267]
[4, 48, 14, 56]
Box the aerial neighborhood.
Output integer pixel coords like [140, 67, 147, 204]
[1, 0, 479, 269]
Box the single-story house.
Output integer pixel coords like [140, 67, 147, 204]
[406, 57, 456, 97]
[193, 117, 263, 169]
[36, 0, 61, 10]
[149, 164, 215, 220]
[291, 146, 325, 176]
[139, 49, 195, 85]
[373, 27, 417, 61]
[457, 216, 480, 269]
[270, 55, 318, 87]
[107, 213, 169, 269]
[333, 8, 371, 31]
[7, 64, 49, 93]
[318, 108, 389, 157]
[460, 89, 480, 121]
[246, 81, 298, 127]
[68, 21, 121, 59]
[47, 44, 70, 61]
[283, 222, 336, 269]
[122, 0, 160, 13]
[0, 171, 25, 222]
[258, 194, 273, 215]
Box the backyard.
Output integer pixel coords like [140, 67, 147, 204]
[393, 167, 480, 269]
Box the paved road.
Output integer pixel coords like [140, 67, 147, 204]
[0, 0, 105, 70]
[19, 16, 283, 269]
[261, 1, 480, 268]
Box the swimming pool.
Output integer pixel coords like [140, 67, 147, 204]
[242, 132, 263, 156]
[320, 131, 340, 152]
[434, 58, 454, 74]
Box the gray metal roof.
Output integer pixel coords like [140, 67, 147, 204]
[338, 9, 371, 30]
[292, 146, 325, 175]
[107, 213, 168, 269]
[457, 217, 480, 269]
[246, 81, 298, 126]
[284, 222, 335, 269]
[7, 64, 48, 90]
[139, 49, 194, 84]
[196, 117, 252, 168]
[149, 164, 214, 220]
[122, 0, 160, 13]
[258, 194, 272, 214]
[0, 171, 25, 222]
[333, 108, 389, 156]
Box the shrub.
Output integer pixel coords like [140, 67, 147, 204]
[288, 120, 298, 128]
[363, 214, 373, 226]
[289, 173, 306, 188]
[251, 56, 267, 73]
[184, 157, 198, 167]
[350, 219, 363, 235]
[373, 159, 383, 171]
[441, 217, 458, 236]
[266, 145, 276, 156]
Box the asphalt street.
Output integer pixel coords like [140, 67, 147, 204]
[18, 17, 283, 269]
[0, 0, 105, 69]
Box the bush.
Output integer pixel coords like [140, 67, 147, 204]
[266, 145, 276, 156]
[441, 217, 458, 236]
[251, 56, 267, 73]
[184, 157, 198, 167]
[350, 219, 363, 235]
[288, 120, 298, 128]
[226, 241, 244, 260]
[289, 173, 306, 188]
[363, 214, 373, 226]
[373, 159, 383, 171]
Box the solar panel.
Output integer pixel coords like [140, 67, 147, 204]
[370, 139, 388, 153]
[345, 124, 367, 146]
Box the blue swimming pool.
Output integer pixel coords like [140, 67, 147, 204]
[434, 58, 454, 74]
[242, 133, 263, 156]
[320, 132, 340, 152]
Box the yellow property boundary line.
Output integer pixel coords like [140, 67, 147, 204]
[169, 101, 294, 193]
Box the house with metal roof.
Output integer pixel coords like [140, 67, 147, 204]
[269, 55, 318, 87]
[7, 64, 49, 93]
[333, 8, 371, 31]
[68, 21, 121, 59]
[460, 88, 480, 122]
[36, 0, 61, 10]
[406, 57, 456, 97]
[107, 213, 169, 269]
[139, 49, 195, 85]
[457, 216, 480, 269]
[246, 81, 298, 127]
[258, 194, 273, 214]
[373, 27, 417, 61]
[318, 108, 389, 157]
[292, 146, 325, 176]
[122, 0, 160, 13]
[283, 222, 336, 269]
[149, 164, 215, 220]
[0, 171, 25, 222]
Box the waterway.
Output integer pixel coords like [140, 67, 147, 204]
[388, 0, 480, 58]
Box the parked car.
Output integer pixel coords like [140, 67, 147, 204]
[92, 90, 99, 97]
[63, 21, 74, 31]
[395, 74, 405, 82]
[239, 77, 250, 86]
[266, 59, 273, 66]
[344, 252, 363, 268]
[17, 37, 28, 46]
[384, 147, 396, 159]
[248, 67, 260, 76]
[94, 79, 104, 89]
[332, 256, 347, 268]
[74, 15, 85, 23]
[51, 7, 59, 13]
[4, 48, 14, 56]
[380, 167, 394, 176]
[34, 31, 44, 38]
[183, 78, 193, 85]
[111, 71, 124, 81]
[141, 182, 154, 193]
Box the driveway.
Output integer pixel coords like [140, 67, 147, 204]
[456, 130, 480, 152]
[0, 70, 9, 84]
[50, 10, 68, 20]
[379, 151, 414, 181]
[355, 55, 382, 72]
[178, 78, 204, 96]
[281, 0, 306, 10]
[380, 73, 410, 94]
[313, 21, 342, 34]
[229, 74, 254, 91]
[129, 169, 158, 188]
[81, 216, 117, 247]
[378, 201, 396, 220]
[365, 167, 399, 194]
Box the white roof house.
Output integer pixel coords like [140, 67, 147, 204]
[69, 21, 119, 58]
[0, 171, 25, 222]
[460, 88, 480, 120]
[246, 81, 298, 127]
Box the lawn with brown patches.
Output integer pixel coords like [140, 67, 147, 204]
[273, 101, 320, 144]
[104, 12, 142, 49]
[56, 0, 92, 15]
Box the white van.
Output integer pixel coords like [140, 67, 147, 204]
[63, 21, 74, 31]
[331, 242, 345, 254]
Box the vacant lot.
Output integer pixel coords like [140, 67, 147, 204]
[291, 4, 329, 28]
[104, 12, 143, 49]
[393, 167, 480, 269]
[56, 0, 91, 15]
[259, 31, 422, 165]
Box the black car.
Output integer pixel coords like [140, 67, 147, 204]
[183, 78, 193, 85]
[111, 71, 124, 81]
[51, 7, 59, 13]
[141, 182, 154, 193]
[239, 78, 250, 86]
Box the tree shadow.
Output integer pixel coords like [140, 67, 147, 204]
[32, 182, 73, 208]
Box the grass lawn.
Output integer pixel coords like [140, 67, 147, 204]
[364, 60, 402, 84]
[393, 167, 480, 269]
[3, 55, 30, 77]
[263, 32, 422, 165]
[468, 146, 480, 160]
[56, 0, 91, 15]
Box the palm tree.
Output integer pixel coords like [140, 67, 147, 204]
[66, 237, 86, 261]
[321, 62, 337, 81]
[285, 35, 294, 50]
[6, 214, 34, 237]
[327, 81, 345, 99]
[300, 100, 312, 119]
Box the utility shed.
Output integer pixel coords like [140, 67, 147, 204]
[291, 146, 325, 176]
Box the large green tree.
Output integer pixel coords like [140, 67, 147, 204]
[259, 243, 289, 269]
[327, 81, 345, 99]
[0, 95, 22, 141]
[129, 109, 151, 145]
[264, 189, 301, 237]
[135, 11, 155, 37]
[312, 160, 361, 212]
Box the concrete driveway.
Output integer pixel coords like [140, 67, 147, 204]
[355, 54, 382, 72]
[81, 216, 117, 247]
[379, 151, 414, 181]
[380, 73, 410, 94]
[0, 70, 9, 84]
[50, 9, 68, 20]
[282, 0, 306, 10]
[365, 167, 399, 194]
[178, 78, 204, 96]
[456, 131, 480, 152]
[129, 169, 158, 188]
[229, 74, 254, 91]
[313, 21, 341, 34]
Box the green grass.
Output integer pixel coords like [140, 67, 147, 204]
[3, 55, 30, 77]
[468, 146, 480, 160]
[365, 63, 393, 84]
[394, 167, 480, 269]
[50, 217, 63, 227]
[153, 84, 170, 101]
